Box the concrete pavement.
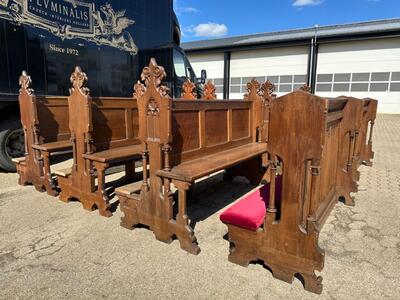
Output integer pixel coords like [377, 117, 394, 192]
[0, 114, 399, 299]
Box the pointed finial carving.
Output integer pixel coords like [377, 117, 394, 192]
[181, 79, 196, 100]
[141, 58, 170, 97]
[203, 80, 217, 100]
[244, 78, 260, 100]
[259, 80, 276, 100]
[299, 84, 312, 93]
[70, 66, 89, 96]
[19, 70, 34, 95]
[133, 81, 146, 100]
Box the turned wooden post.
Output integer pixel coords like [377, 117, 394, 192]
[368, 121, 374, 146]
[162, 144, 172, 171]
[141, 149, 149, 191]
[267, 157, 277, 214]
[347, 130, 356, 171]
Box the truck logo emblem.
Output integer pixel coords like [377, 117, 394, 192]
[0, 0, 138, 55]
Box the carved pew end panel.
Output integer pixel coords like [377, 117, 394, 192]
[15, 71, 48, 193]
[226, 223, 324, 294]
[219, 91, 373, 295]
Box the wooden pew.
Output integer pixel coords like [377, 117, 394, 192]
[13, 71, 71, 196]
[327, 96, 365, 207]
[117, 59, 271, 254]
[55, 67, 142, 217]
[220, 91, 374, 294]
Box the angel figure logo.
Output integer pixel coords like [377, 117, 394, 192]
[93, 3, 137, 54]
[0, 0, 138, 55]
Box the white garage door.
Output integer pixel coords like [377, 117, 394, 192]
[187, 52, 225, 97]
[317, 38, 400, 114]
[229, 46, 309, 99]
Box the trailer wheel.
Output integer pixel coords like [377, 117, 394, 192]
[0, 117, 24, 172]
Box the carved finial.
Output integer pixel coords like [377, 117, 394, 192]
[19, 70, 34, 95]
[299, 84, 312, 93]
[181, 80, 197, 100]
[141, 58, 170, 97]
[244, 78, 260, 100]
[203, 80, 217, 100]
[70, 66, 89, 96]
[158, 85, 170, 98]
[259, 80, 276, 100]
[133, 81, 146, 100]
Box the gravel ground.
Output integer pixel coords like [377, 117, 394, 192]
[0, 114, 399, 299]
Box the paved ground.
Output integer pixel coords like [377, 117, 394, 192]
[0, 114, 399, 299]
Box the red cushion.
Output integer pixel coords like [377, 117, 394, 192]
[220, 177, 282, 231]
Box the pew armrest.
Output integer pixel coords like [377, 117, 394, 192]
[82, 144, 142, 163]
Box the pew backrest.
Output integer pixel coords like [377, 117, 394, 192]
[91, 97, 139, 152]
[68, 67, 140, 171]
[169, 100, 255, 165]
[165, 79, 274, 168]
[36, 96, 70, 144]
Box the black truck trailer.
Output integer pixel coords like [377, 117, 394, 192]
[0, 0, 204, 171]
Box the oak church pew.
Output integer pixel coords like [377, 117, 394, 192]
[13, 71, 71, 196]
[220, 90, 376, 294]
[55, 67, 142, 217]
[117, 59, 273, 254]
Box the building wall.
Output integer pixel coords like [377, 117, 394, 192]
[187, 52, 225, 97]
[186, 37, 400, 113]
[229, 46, 309, 99]
[316, 37, 400, 114]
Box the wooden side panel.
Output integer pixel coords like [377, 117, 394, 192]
[205, 110, 228, 147]
[315, 124, 340, 213]
[172, 111, 200, 152]
[36, 96, 69, 143]
[169, 100, 253, 165]
[132, 108, 139, 138]
[92, 108, 127, 148]
[232, 108, 250, 140]
[92, 97, 140, 151]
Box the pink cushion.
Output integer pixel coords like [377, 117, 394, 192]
[220, 177, 282, 231]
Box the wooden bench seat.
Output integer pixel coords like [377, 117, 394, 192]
[32, 140, 71, 152]
[157, 143, 267, 182]
[15, 71, 70, 196]
[54, 168, 72, 177]
[115, 181, 143, 197]
[82, 144, 142, 163]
